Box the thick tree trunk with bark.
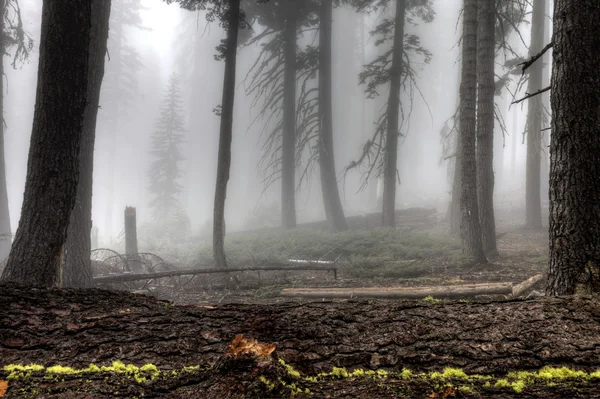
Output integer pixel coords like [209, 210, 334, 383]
[524, 0, 545, 229]
[458, 0, 487, 263]
[0, 0, 92, 287]
[318, 0, 347, 232]
[0, 0, 10, 263]
[546, 0, 600, 296]
[213, 0, 240, 268]
[281, 0, 297, 229]
[476, 0, 498, 256]
[63, 0, 111, 288]
[381, 0, 406, 228]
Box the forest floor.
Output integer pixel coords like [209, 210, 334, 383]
[5, 208, 597, 398]
[130, 208, 549, 305]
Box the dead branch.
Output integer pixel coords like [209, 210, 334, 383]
[511, 273, 544, 297]
[94, 265, 338, 284]
[511, 86, 551, 105]
[520, 41, 553, 74]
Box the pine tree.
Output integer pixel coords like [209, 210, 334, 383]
[546, 0, 600, 295]
[147, 73, 186, 225]
[1, 0, 92, 287]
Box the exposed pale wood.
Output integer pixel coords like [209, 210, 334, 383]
[511, 273, 544, 297]
[280, 283, 512, 299]
[288, 259, 336, 264]
[93, 265, 338, 284]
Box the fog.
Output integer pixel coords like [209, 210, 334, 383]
[4, 0, 547, 251]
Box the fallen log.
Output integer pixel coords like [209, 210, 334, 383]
[279, 282, 513, 299]
[93, 265, 338, 285]
[511, 273, 545, 297]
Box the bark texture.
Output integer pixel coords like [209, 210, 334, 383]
[0, 0, 11, 262]
[476, 0, 498, 256]
[281, 0, 297, 229]
[318, 0, 347, 232]
[3, 285, 600, 380]
[213, 0, 241, 268]
[0, 0, 92, 287]
[63, 0, 111, 288]
[524, 0, 545, 229]
[546, 0, 600, 295]
[458, 0, 487, 263]
[381, 0, 406, 228]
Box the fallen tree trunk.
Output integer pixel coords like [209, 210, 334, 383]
[93, 265, 338, 284]
[511, 273, 544, 297]
[280, 282, 513, 299]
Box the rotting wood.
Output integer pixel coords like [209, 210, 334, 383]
[280, 283, 513, 299]
[511, 273, 544, 297]
[93, 265, 338, 284]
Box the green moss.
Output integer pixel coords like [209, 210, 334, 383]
[511, 380, 526, 393]
[429, 368, 468, 380]
[46, 365, 79, 374]
[590, 370, 600, 379]
[329, 367, 349, 379]
[537, 366, 587, 380]
[494, 379, 511, 389]
[259, 375, 275, 391]
[278, 358, 301, 379]
[376, 369, 389, 378]
[3, 364, 45, 380]
[400, 369, 413, 380]
[494, 378, 525, 393]
[458, 385, 473, 394]
[423, 296, 441, 304]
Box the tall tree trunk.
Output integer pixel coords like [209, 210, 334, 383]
[448, 59, 462, 235]
[524, 0, 545, 229]
[103, 4, 124, 247]
[281, 0, 297, 229]
[546, 0, 600, 296]
[0, 0, 11, 262]
[63, 0, 111, 288]
[458, 0, 487, 263]
[318, 0, 347, 232]
[1, 0, 92, 287]
[540, 0, 552, 209]
[449, 132, 461, 234]
[476, 0, 498, 256]
[381, 0, 406, 227]
[213, 0, 240, 268]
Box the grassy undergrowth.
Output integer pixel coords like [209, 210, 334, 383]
[193, 229, 461, 279]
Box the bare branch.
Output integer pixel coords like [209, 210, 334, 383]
[519, 41, 553, 74]
[511, 86, 551, 105]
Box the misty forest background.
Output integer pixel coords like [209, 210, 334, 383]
[0, 0, 553, 282]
